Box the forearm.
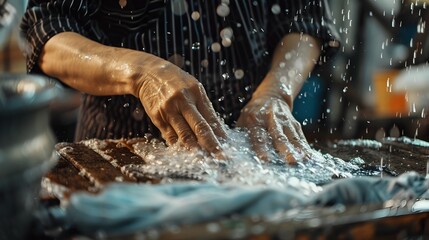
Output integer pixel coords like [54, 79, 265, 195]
[39, 32, 167, 97]
[253, 33, 321, 108]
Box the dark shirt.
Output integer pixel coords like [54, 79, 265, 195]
[21, 0, 340, 141]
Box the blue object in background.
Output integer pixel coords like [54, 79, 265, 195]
[293, 76, 326, 126]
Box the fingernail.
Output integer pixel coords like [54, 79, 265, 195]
[215, 151, 229, 160]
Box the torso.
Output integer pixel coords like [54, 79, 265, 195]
[77, 0, 271, 140]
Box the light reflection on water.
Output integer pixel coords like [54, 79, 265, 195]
[119, 128, 380, 195]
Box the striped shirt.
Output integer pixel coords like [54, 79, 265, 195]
[21, 0, 340, 141]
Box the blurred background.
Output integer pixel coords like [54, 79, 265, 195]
[0, 0, 80, 143]
[1, 0, 429, 143]
[295, 0, 429, 142]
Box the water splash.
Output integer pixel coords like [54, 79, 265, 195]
[124, 128, 365, 192]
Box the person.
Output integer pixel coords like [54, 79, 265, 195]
[20, 0, 340, 163]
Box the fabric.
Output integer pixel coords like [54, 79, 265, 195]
[20, 0, 340, 141]
[59, 172, 429, 235]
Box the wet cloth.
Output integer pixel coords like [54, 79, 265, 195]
[59, 172, 429, 235]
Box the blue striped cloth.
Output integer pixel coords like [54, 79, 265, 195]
[58, 171, 429, 235]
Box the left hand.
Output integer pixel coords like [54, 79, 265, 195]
[236, 95, 321, 164]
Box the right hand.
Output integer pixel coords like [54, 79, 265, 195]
[137, 61, 227, 154]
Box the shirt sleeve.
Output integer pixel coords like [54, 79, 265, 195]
[20, 0, 100, 73]
[267, 0, 341, 64]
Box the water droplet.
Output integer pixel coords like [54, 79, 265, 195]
[281, 83, 292, 95]
[216, 3, 230, 17]
[234, 69, 244, 79]
[220, 27, 233, 39]
[288, 69, 297, 78]
[211, 42, 221, 52]
[417, 18, 426, 33]
[132, 107, 144, 120]
[221, 38, 232, 47]
[201, 59, 209, 68]
[191, 11, 200, 21]
[302, 119, 308, 126]
[221, 73, 230, 80]
[271, 4, 281, 14]
[285, 52, 292, 60]
[192, 42, 200, 50]
[123, 103, 130, 108]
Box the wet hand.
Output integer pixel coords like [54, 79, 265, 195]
[137, 62, 227, 154]
[236, 96, 321, 164]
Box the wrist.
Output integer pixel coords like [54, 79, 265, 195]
[111, 50, 170, 98]
[253, 72, 296, 109]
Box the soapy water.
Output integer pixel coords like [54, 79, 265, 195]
[118, 128, 368, 195]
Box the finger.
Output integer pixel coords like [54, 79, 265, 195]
[268, 120, 300, 164]
[268, 114, 309, 164]
[287, 122, 312, 149]
[162, 125, 179, 146]
[150, 118, 178, 145]
[196, 87, 228, 140]
[168, 115, 199, 150]
[198, 103, 228, 140]
[281, 122, 315, 160]
[181, 105, 223, 154]
[288, 122, 323, 161]
[248, 127, 271, 162]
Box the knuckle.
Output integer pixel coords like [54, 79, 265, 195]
[163, 129, 177, 143]
[170, 90, 188, 102]
[194, 121, 211, 136]
[178, 130, 196, 144]
[194, 81, 204, 89]
[165, 135, 178, 144]
[190, 82, 206, 94]
[292, 120, 302, 129]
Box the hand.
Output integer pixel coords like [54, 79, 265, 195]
[137, 62, 227, 153]
[236, 95, 321, 164]
[36, 32, 227, 153]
